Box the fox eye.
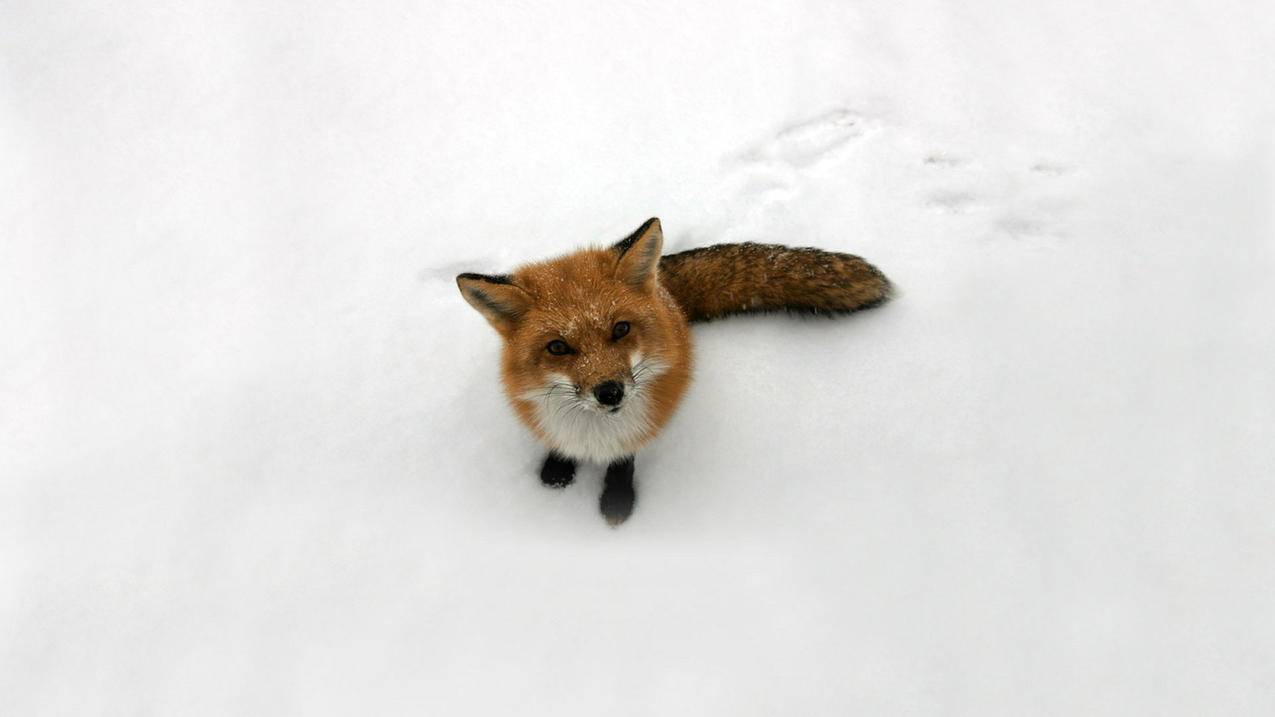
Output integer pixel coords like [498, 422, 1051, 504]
[611, 321, 630, 340]
[546, 340, 572, 356]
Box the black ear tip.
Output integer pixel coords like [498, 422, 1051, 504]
[456, 272, 515, 286]
[615, 218, 665, 254]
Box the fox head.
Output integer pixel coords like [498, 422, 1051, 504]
[457, 218, 692, 463]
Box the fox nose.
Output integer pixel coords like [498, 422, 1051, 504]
[593, 381, 625, 407]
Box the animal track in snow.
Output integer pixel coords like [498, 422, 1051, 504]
[919, 151, 986, 214]
[999, 158, 1081, 238]
[922, 152, 968, 168]
[719, 107, 878, 218]
[1028, 161, 1075, 177]
[768, 109, 873, 167]
[734, 108, 875, 171]
[925, 189, 983, 214]
[921, 149, 1081, 238]
[995, 214, 1051, 238]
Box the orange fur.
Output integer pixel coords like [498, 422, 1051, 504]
[458, 219, 690, 462]
[660, 242, 891, 321]
[457, 218, 890, 465]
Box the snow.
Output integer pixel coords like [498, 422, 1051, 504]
[3, 0, 1274, 713]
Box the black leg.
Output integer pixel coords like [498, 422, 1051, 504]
[600, 455, 636, 526]
[540, 451, 576, 487]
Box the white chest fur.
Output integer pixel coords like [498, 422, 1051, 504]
[517, 354, 668, 464]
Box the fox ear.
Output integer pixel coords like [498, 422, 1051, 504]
[456, 273, 531, 331]
[613, 217, 663, 290]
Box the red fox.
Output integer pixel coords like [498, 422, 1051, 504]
[457, 218, 891, 525]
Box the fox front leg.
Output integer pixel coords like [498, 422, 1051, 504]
[540, 451, 576, 487]
[600, 455, 636, 526]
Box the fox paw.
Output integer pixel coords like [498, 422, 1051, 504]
[539, 452, 575, 488]
[600, 456, 636, 526]
[599, 482, 635, 526]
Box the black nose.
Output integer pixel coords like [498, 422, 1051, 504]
[593, 381, 624, 406]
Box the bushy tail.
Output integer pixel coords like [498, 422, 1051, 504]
[658, 243, 892, 323]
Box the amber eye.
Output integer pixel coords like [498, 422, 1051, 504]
[611, 321, 630, 340]
[546, 340, 572, 356]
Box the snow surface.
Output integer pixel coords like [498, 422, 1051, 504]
[3, 1, 1274, 714]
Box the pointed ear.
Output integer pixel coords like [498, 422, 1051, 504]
[613, 217, 663, 290]
[456, 273, 531, 331]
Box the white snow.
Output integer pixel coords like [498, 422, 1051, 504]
[3, 1, 1274, 714]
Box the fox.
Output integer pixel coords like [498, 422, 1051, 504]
[456, 218, 891, 525]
